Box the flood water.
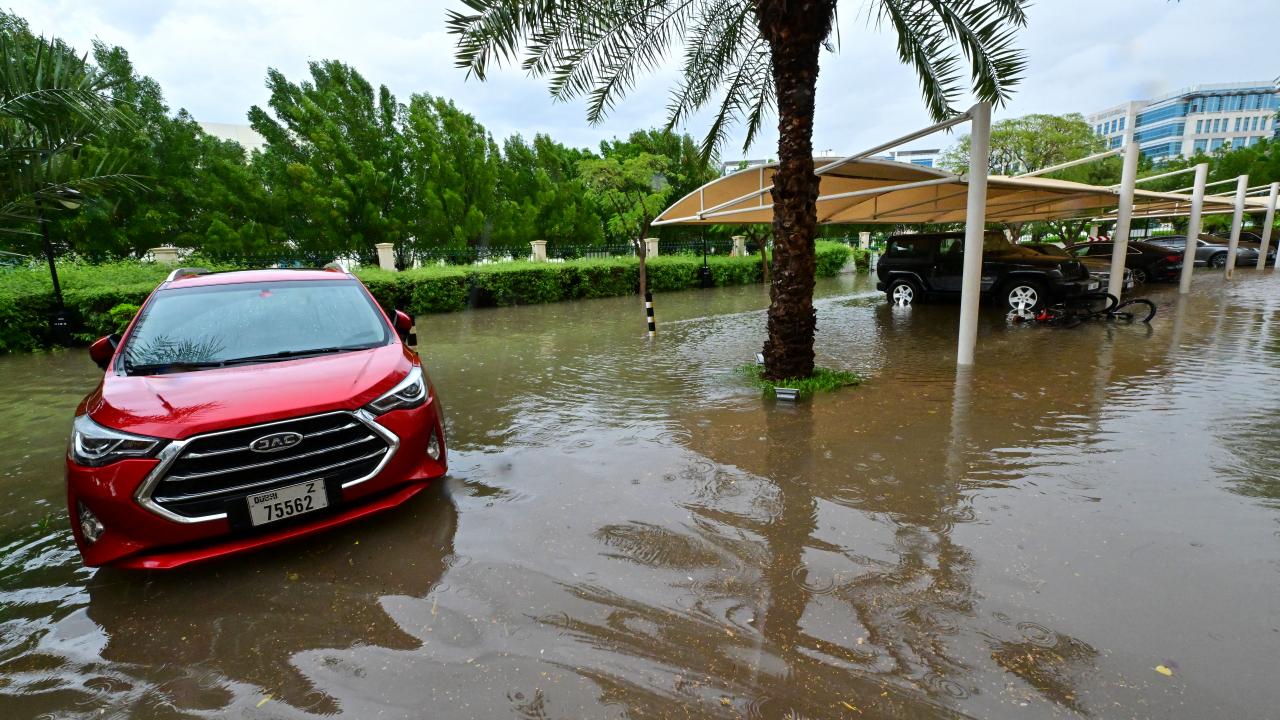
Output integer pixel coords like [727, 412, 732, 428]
[2, 270, 1279, 719]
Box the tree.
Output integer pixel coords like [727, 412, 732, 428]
[578, 153, 672, 301]
[0, 15, 141, 239]
[402, 93, 504, 255]
[938, 112, 1107, 242]
[51, 42, 283, 260]
[249, 61, 407, 261]
[1, 13, 142, 337]
[448, 0, 1029, 379]
[938, 112, 1104, 176]
[492, 133, 603, 246]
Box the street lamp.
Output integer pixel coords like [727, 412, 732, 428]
[38, 188, 83, 344]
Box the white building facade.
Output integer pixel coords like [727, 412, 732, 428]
[1087, 81, 1279, 161]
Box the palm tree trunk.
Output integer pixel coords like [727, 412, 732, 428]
[756, 0, 835, 380]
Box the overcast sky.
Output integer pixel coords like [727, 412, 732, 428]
[8, 1, 1276, 158]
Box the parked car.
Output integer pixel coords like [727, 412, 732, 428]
[1062, 240, 1183, 283]
[1210, 231, 1276, 265]
[1021, 243, 1134, 292]
[67, 266, 447, 569]
[1145, 235, 1264, 269]
[875, 231, 1100, 313]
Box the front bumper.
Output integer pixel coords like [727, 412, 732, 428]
[66, 400, 447, 569]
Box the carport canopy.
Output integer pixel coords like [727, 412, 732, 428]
[651, 158, 1243, 227]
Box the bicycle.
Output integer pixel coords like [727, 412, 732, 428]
[1008, 292, 1156, 328]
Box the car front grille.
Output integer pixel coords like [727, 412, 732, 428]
[148, 412, 392, 519]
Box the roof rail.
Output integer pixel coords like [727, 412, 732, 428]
[322, 262, 349, 273]
[165, 267, 211, 282]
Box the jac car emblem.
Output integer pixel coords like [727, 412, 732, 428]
[249, 431, 303, 453]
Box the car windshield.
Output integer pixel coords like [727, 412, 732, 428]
[122, 279, 390, 374]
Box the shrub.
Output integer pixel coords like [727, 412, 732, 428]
[738, 363, 862, 397]
[2, 244, 860, 353]
[814, 241, 853, 276]
[106, 303, 142, 334]
[470, 263, 568, 306]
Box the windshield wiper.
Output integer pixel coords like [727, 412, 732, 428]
[124, 344, 380, 375]
[125, 360, 228, 376]
[216, 344, 380, 366]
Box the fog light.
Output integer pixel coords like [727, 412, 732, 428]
[426, 426, 443, 462]
[78, 501, 104, 544]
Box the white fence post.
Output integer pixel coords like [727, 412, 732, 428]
[1107, 142, 1139, 300]
[149, 246, 180, 264]
[530, 240, 548, 262]
[1179, 163, 1208, 294]
[956, 101, 991, 367]
[375, 242, 396, 271]
[645, 237, 660, 258]
[1224, 174, 1248, 279]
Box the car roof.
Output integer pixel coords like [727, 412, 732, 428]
[163, 268, 354, 288]
[1066, 240, 1166, 250]
[887, 230, 1005, 241]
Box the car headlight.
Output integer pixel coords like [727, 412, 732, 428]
[365, 366, 427, 415]
[69, 415, 164, 467]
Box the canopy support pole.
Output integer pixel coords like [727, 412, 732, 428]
[1107, 142, 1139, 300]
[956, 101, 990, 367]
[1258, 183, 1279, 271]
[1180, 163, 1208, 294]
[1225, 174, 1249, 279]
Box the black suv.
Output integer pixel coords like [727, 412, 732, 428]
[876, 232, 1100, 312]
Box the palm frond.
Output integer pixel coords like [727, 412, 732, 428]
[877, 0, 962, 120]
[875, 0, 1028, 121]
[448, 0, 1028, 158]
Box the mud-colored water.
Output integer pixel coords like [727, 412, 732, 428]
[2, 271, 1278, 719]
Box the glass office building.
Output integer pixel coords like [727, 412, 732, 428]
[1086, 81, 1279, 161]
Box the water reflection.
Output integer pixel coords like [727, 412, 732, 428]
[1, 273, 1279, 718]
[1, 483, 457, 717]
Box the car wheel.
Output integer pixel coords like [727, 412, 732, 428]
[1003, 280, 1046, 313]
[1209, 252, 1227, 269]
[887, 278, 919, 306]
[1130, 267, 1147, 285]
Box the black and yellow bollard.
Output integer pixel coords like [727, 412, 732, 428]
[645, 291, 656, 337]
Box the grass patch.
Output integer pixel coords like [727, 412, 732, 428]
[738, 363, 862, 398]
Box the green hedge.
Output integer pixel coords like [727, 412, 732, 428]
[0, 242, 853, 352]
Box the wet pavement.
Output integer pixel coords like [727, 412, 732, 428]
[2, 270, 1279, 719]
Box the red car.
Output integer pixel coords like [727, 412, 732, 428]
[67, 266, 447, 569]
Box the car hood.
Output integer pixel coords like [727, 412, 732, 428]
[85, 344, 414, 440]
[1074, 256, 1113, 271]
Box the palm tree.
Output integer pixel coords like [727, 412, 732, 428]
[448, 0, 1028, 379]
[1, 30, 141, 226]
[1, 27, 141, 336]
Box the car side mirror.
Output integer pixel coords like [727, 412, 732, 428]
[89, 334, 119, 370]
[392, 310, 416, 346]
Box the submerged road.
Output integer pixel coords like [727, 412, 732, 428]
[1, 270, 1277, 718]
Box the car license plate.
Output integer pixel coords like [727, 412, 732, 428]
[1087, 280, 1100, 290]
[247, 481, 328, 526]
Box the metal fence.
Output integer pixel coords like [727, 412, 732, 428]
[182, 251, 356, 269]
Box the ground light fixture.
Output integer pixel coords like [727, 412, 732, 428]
[774, 387, 800, 402]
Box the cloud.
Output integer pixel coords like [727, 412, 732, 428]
[7, 0, 1274, 157]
